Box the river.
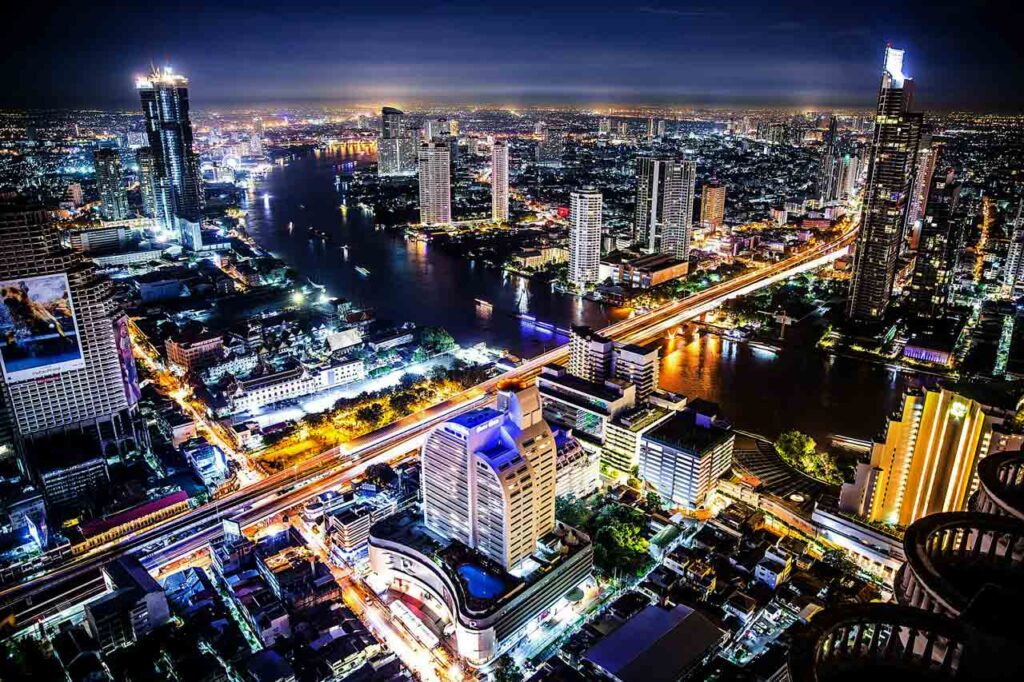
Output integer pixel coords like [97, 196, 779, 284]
[246, 148, 937, 447]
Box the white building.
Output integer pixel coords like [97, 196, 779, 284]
[569, 188, 602, 288]
[633, 157, 696, 260]
[554, 430, 600, 500]
[223, 360, 364, 414]
[418, 141, 451, 225]
[421, 384, 556, 571]
[491, 140, 509, 223]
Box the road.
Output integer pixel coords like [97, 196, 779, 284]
[0, 224, 854, 633]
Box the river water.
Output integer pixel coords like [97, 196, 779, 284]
[247, 149, 936, 446]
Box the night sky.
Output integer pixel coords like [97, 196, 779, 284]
[5, 0, 1021, 110]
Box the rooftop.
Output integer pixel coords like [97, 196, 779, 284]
[645, 409, 732, 454]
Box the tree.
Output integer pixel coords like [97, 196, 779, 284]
[492, 655, 524, 682]
[365, 462, 398, 489]
[355, 403, 386, 427]
[555, 496, 592, 528]
[420, 327, 456, 353]
[774, 430, 842, 484]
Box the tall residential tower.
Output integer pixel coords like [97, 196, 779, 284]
[569, 188, 602, 288]
[491, 140, 509, 223]
[418, 141, 451, 225]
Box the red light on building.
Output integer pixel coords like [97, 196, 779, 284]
[556, 206, 570, 219]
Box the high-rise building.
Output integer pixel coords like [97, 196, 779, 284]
[657, 119, 666, 138]
[93, 149, 129, 221]
[646, 117, 656, 140]
[491, 140, 509, 223]
[633, 157, 696, 260]
[816, 116, 842, 204]
[906, 140, 937, 243]
[378, 107, 417, 177]
[135, 147, 158, 220]
[613, 343, 660, 399]
[537, 123, 565, 164]
[0, 198, 142, 451]
[1003, 202, 1024, 293]
[847, 46, 923, 320]
[420, 384, 556, 571]
[598, 118, 611, 135]
[640, 404, 734, 509]
[568, 326, 614, 383]
[840, 384, 1024, 527]
[417, 141, 451, 226]
[907, 165, 960, 317]
[837, 152, 861, 200]
[249, 116, 264, 156]
[569, 188, 602, 288]
[136, 67, 204, 249]
[700, 181, 726, 231]
[618, 121, 630, 138]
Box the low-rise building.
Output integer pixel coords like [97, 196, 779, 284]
[84, 556, 170, 653]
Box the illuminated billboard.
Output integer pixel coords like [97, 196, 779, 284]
[115, 316, 141, 406]
[0, 274, 85, 382]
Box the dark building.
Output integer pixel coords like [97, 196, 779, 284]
[137, 67, 203, 249]
[93, 149, 129, 221]
[847, 46, 923, 321]
[907, 164, 960, 317]
[816, 116, 841, 204]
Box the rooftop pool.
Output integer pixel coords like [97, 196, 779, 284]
[456, 563, 505, 600]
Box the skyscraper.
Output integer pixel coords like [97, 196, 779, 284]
[847, 46, 923, 320]
[0, 197, 141, 450]
[598, 118, 611, 135]
[420, 384, 556, 570]
[907, 165, 960, 317]
[135, 147, 158, 220]
[569, 188, 602, 288]
[537, 123, 565, 164]
[647, 117, 656, 140]
[137, 66, 204, 249]
[93, 149, 129, 221]
[378, 107, 417, 177]
[491, 140, 509, 223]
[816, 116, 841, 204]
[249, 116, 264, 156]
[1003, 202, 1024, 293]
[700, 181, 726, 230]
[633, 157, 696, 260]
[417, 141, 451, 225]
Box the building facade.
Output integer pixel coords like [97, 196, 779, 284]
[418, 141, 451, 225]
[906, 165, 960, 317]
[569, 188, 602, 288]
[94, 149, 129, 221]
[491, 140, 509, 223]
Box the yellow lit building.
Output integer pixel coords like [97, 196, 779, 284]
[840, 384, 1024, 527]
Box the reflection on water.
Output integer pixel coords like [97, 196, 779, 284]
[248, 149, 935, 443]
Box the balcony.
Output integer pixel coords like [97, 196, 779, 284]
[896, 511, 1024, 617]
[970, 450, 1024, 521]
[788, 603, 966, 681]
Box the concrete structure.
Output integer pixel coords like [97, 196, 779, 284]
[569, 189, 602, 288]
[613, 343, 660, 399]
[847, 47, 923, 320]
[378, 107, 417, 177]
[93, 149, 129, 221]
[165, 330, 224, 373]
[85, 556, 170, 653]
[840, 383, 1024, 527]
[537, 365, 636, 447]
[700, 181, 726, 230]
[640, 405, 735, 509]
[568, 326, 615, 383]
[602, 404, 677, 474]
[601, 252, 688, 289]
[421, 384, 556, 571]
[633, 157, 696, 260]
[491, 140, 509, 223]
[418, 141, 451, 225]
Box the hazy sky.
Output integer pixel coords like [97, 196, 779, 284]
[4, 0, 1021, 110]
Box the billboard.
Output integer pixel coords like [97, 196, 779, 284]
[115, 316, 141, 406]
[0, 273, 85, 382]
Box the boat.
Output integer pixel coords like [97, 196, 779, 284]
[355, 266, 371, 277]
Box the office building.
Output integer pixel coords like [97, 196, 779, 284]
[93, 149, 129, 221]
[847, 46, 923, 320]
[640, 403, 735, 509]
[421, 384, 556, 570]
[378, 107, 417, 177]
[569, 188, 602, 288]
[0, 199, 141, 448]
[840, 383, 1024, 527]
[537, 365, 636, 446]
[136, 66, 204, 249]
[633, 157, 696, 260]
[1003, 202, 1024, 293]
[700, 181, 726, 230]
[491, 140, 509, 223]
[906, 165, 960, 317]
[417, 141, 451, 225]
[613, 343, 660, 399]
[602, 403, 678, 474]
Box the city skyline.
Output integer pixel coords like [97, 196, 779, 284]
[4, 1, 1023, 111]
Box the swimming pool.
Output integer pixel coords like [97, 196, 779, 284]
[456, 563, 505, 600]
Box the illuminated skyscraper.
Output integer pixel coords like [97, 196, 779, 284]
[136, 67, 204, 249]
[598, 118, 611, 135]
[840, 384, 1024, 527]
[847, 46, 923, 320]
[378, 107, 417, 177]
[93, 149, 129, 221]
[1003, 202, 1024, 293]
[0, 197, 141, 449]
[420, 384, 556, 570]
[417, 141, 451, 225]
[633, 157, 696, 260]
[700, 181, 726, 230]
[816, 116, 841, 204]
[249, 116, 264, 156]
[907, 164, 960, 317]
[491, 140, 509, 223]
[647, 117, 656, 140]
[537, 123, 565, 164]
[569, 188, 602, 288]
